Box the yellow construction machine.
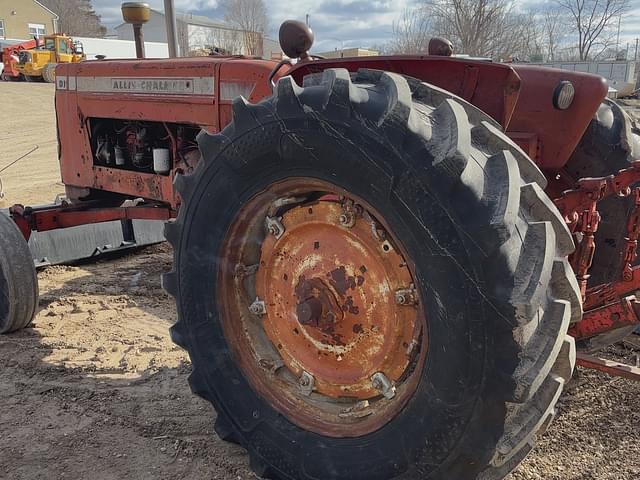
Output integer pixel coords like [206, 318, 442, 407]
[15, 34, 85, 83]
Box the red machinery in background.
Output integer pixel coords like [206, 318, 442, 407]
[1, 38, 41, 81]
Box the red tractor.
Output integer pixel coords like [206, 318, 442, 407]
[1, 13, 639, 480]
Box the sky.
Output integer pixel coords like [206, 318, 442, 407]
[93, 0, 640, 55]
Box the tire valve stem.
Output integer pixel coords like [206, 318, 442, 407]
[298, 370, 315, 396]
[371, 372, 396, 399]
[248, 297, 267, 316]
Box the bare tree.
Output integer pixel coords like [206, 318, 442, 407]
[554, 0, 629, 60]
[541, 8, 566, 61]
[398, 0, 541, 60]
[389, 7, 432, 54]
[40, 0, 106, 37]
[177, 21, 189, 57]
[221, 0, 268, 56]
[198, 26, 243, 55]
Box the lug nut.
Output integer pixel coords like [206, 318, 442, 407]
[299, 370, 315, 396]
[249, 297, 266, 316]
[371, 372, 396, 399]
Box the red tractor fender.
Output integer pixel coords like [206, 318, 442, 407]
[288, 56, 608, 174]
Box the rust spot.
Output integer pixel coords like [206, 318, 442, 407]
[327, 266, 356, 297]
[283, 273, 288, 281]
[294, 275, 343, 329]
[352, 323, 363, 334]
[342, 296, 360, 315]
[293, 328, 299, 335]
[314, 241, 320, 250]
[356, 275, 365, 286]
[359, 265, 367, 274]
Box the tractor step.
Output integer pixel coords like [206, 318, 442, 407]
[1, 206, 167, 267]
[28, 219, 165, 267]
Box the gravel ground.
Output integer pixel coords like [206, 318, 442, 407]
[1, 80, 639, 480]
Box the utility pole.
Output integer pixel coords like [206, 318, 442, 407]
[635, 38, 639, 61]
[164, 0, 180, 57]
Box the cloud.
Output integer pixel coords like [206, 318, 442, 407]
[94, 0, 639, 51]
[95, 0, 408, 49]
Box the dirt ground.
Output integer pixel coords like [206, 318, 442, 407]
[1, 82, 640, 480]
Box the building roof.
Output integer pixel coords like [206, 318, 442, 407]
[114, 9, 235, 33]
[175, 12, 227, 30]
[33, 0, 60, 19]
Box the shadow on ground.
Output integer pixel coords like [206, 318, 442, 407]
[0, 244, 254, 480]
[1, 244, 640, 480]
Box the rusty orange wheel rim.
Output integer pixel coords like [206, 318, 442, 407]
[218, 178, 427, 437]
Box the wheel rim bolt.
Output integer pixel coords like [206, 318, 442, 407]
[298, 370, 315, 396]
[249, 297, 266, 316]
[371, 372, 396, 399]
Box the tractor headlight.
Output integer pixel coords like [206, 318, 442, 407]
[553, 81, 575, 110]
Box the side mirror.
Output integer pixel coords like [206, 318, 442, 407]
[279, 20, 314, 60]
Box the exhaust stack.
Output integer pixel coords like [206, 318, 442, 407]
[121, 2, 151, 59]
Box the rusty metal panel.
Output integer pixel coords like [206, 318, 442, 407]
[577, 352, 640, 381]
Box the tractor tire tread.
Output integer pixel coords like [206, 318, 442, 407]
[0, 213, 38, 333]
[166, 68, 582, 480]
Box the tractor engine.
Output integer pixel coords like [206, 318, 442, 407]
[54, 57, 275, 208]
[91, 119, 200, 175]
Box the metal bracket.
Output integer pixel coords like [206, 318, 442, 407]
[235, 263, 259, 279]
[249, 297, 266, 316]
[569, 294, 640, 340]
[265, 216, 285, 239]
[395, 285, 418, 306]
[371, 372, 396, 399]
[576, 352, 640, 382]
[298, 370, 315, 396]
[339, 199, 357, 228]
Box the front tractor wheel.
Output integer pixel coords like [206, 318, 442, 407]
[0, 213, 38, 334]
[164, 69, 582, 479]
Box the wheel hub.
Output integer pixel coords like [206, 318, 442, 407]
[256, 200, 418, 399]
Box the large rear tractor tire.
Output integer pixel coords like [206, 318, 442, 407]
[164, 69, 582, 480]
[0, 213, 38, 334]
[565, 99, 640, 350]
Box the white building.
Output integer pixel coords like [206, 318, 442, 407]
[114, 9, 277, 58]
[74, 36, 168, 60]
